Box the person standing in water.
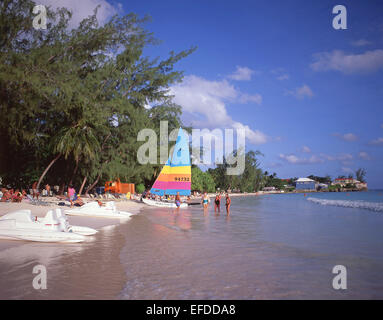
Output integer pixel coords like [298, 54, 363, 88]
[225, 193, 231, 215]
[201, 192, 210, 210]
[175, 192, 181, 210]
[214, 193, 221, 213]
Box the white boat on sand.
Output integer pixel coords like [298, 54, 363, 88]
[65, 201, 133, 219]
[142, 198, 188, 208]
[36, 208, 97, 236]
[0, 209, 88, 243]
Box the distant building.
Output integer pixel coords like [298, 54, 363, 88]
[263, 186, 276, 192]
[318, 183, 328, 190]
[332, 178, 354, 186]
[295, 178, 317, 190]
[332, 178, 368, 189]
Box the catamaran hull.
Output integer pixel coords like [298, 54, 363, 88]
[65, 210, 132, 219]
[65, 201, 133, 219]
[0, 229, 86, 243]
[35, 218, 97, 235]
[0, 209, 91, 243]
[142, 198, 188, 208]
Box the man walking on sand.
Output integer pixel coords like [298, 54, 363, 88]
[32, 181, 39, 200]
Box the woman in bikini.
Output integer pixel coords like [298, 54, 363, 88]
[225, 193, 231, 215]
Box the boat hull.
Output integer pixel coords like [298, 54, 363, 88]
[65, 210, 132, 219]
[0, 228, 86, 243]
[142, 198, 188, 208]
[65, 202, 133, 219]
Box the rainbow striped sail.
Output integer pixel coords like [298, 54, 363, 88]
[150, 128, 191, 196]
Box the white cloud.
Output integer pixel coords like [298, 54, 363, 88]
[358, 151, 371, 160]
[266, 162, 283, 169]
[341, 167, 354, 173]
[232, 122, 267, 144]
[311, 49, 383, 74]
[369, 137, 383, 145]
[286, 84, 313, 100]
[277, 74, 289, 81]
[320, 153, 353, 161]
[41, 0, 120, 28]
[301, 146, 311, 153]
[351, 39, 372, 47]
[170, 75, 267, 145]
[333, 132, 358, 142]
[279, 152, 354, 165]
[279, 153, 323, 164]
[271, 68, 290, 81]
[228, 66, 255, 81]
[238, 93, 262, 104]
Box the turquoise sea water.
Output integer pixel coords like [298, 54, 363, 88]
[119, 191, 383, 299]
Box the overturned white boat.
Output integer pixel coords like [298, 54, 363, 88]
[65, 201, 132, 219]
[0, 209, 88, 243]
[142, 198, 188, 208]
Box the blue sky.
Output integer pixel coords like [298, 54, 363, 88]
[43, 0, 383, 187]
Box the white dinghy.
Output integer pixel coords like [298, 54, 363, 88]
[65, 201, 132, 219]
[36, 208, 97, 236]
[0, 210, 87, 243]
[142, 198, 188, 208]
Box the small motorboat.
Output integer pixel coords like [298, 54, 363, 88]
[36, 208, 97, 236]
[0, 210, 87, 243]
[142, 198, 188, 208]
[65, 201, 133, 219]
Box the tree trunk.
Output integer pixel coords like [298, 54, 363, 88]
[85, 173, 101, 195]
[68, 158, 79, 187]
[59, 182, 65, 195]
[37, 154, 61, 190]
[78, 176, 87, 196]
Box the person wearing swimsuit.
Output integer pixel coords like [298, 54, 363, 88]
[175, 192, 181, 210]
[225, 193, 231, 215]
[214, 193, 221, 213]
[202, 192, 209, 210]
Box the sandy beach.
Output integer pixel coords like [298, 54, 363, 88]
[0, 198, 144, 251]
[0, 198, 145, 299]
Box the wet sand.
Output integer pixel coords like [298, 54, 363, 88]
[0, 199, 144, 299]
[2, 193, 383, 299]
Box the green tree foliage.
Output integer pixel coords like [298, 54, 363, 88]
[191, 166, 215, 193]
[208, 150, 264, 192]
[307, 175, 331, 184]
[136, 183, 145, 194]
[0, 0, 195, 192]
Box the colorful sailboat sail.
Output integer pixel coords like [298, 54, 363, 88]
[150, 128, 191, 196]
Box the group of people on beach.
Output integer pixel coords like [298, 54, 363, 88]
[0, 188, 27, 203]
[0, 182, 84, 208]
[202, 192, 231, 215]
